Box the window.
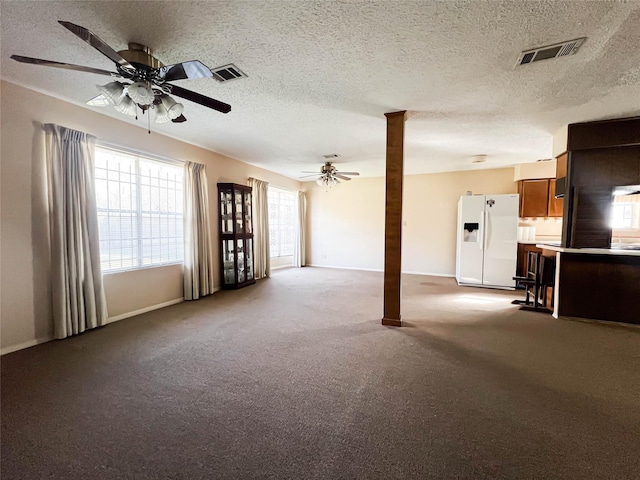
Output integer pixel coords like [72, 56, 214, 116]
[95, 146, 184, 272]
[268, 187, 296, 257]
[611, 195, 640, 230]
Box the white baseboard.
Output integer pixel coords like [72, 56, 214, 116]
[307, 264, 383, 272]
[271, 264, 294, 271]
[403, 270, 455, 278]
[307, 264, 455, 277]
[107, 297, 184, 323]
[1, 335, 54, 356]
[1, 293, 223, 355]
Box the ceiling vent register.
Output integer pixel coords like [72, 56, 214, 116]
[211, 64, 247, 82]
[516, 38, 586, 66]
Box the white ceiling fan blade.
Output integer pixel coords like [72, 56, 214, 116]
[86, 94, 111, 106]
[337, 172, 359, 176]
[334, 174, 351, 181]
[299, 174, 320, 178]
[58, 21, 136, 74]
[159, 60, 213, 81]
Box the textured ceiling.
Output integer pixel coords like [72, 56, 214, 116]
[2, 1, 639, 180]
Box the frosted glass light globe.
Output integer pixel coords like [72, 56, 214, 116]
[160, 95, 184, 120]
[127, 81, 155, 105]
[114, 95, 137, 116]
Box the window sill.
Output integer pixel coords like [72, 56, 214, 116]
[102, 261, 183, 276]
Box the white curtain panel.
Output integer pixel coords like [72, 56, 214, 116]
[183, 161, 215, 300]
[293, 191, 307, 267]
[44, 124, 108, 339]
[248, 178, 270, 279]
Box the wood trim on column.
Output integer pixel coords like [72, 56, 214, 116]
[382, 111, 406, 327]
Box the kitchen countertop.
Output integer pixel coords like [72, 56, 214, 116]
[518, 239, 561, 245]
[537, 244, 640, 257]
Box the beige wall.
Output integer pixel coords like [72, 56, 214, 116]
[513, 159, 557, 181]
[306, 168, 517, 275]
[307, 177, 386, 271]
[553, 125, 568, 158]
[0, 81, 300, 352]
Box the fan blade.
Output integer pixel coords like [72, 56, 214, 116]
[336, 172, 360, 176]
[172, 114, 187, 123]
[58, 21, 135, 74]
[300, 171, 321, 173]
[299, 174, 319, 178]
[10, 55, 116, 76]
[166, 84, 231, 114]
[86, 94, 111, 107]
[334, 174, 352, 181]
[159, 60, 213, 82]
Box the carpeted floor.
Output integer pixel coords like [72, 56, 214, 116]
[2, 267, 639, 479]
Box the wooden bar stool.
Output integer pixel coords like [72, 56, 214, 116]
[538, 255, 556, 308]
[512, 251, 551, 312]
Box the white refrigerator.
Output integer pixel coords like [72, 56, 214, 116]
[455, 194, 519, 289]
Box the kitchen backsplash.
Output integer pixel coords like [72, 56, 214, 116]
[518, 217, 563, 238]
[612, 230, 640, 243]
[517, 219, 639, 244]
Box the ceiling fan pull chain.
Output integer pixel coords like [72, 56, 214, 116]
[148, 108, 151, 134]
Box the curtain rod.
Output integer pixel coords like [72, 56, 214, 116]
[248, 177, 301, 193]
[96, 140, 187, 167]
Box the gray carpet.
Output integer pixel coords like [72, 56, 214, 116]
[2, 267, 639, 479]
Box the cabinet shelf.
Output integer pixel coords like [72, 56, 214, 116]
[218, 183, 255, 289]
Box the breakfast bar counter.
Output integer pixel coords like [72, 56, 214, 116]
[537, 244, 640, 325]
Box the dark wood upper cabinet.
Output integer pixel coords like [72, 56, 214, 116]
[571, 146, 640, 188]
[548, 179, 564, 217]
[518, 178, 565, 218]
[556, 153, 568, 178]
[562, 116, 640, 248]
[570, 187, 613, 248]
[567, 117, 640, 151]
[518, 179, 550, 217]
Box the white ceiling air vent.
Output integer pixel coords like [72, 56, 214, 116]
[322, 154, 340, 159]
[211, 64, 247, 82]
[516, 38, 586, 66]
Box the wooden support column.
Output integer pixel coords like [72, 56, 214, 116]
[382, 111, 406, 327]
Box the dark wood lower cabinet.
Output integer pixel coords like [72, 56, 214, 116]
[516, 243, 543, 278]
[555, 252, 640, 324]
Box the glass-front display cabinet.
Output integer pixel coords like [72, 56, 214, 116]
[218, 183, 255, 289]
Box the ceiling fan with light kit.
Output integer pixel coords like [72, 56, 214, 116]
[300, 161, 360, 187]
[11, 21, 241, 129]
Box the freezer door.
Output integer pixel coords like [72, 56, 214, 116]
[456, 195, 485, 285]
[482, 194, 519, 288]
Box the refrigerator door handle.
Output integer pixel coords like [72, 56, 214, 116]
[484, 210, 490, 250]
[478, 211, 484, 250]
